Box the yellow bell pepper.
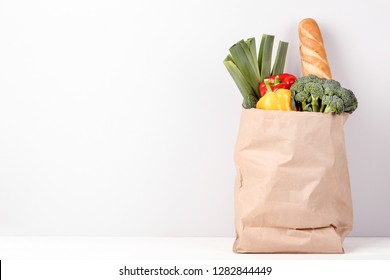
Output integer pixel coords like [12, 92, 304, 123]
[256, 88, 293, 111]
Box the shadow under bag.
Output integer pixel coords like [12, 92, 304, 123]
[233, 109, 353, 253]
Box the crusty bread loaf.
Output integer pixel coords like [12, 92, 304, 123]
[298, 18, 332, 79]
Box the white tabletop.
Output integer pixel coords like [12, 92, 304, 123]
[0, 237, 389, 260]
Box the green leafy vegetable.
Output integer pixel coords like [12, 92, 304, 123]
[229, 40, 261, 98]
[271, 41, 288, 76]
[259, 35, 274, 81]
[223, 56, 257, 108]
[224, 34, 289, 108]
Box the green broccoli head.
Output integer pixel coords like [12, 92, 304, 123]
[292, 75, 323, 111]
[303, 82, 324, 112]
[291, 74, 321, 94]
[301, 74, 321, 84]
[335, 87, 358, 113]
[291, 75, 357, 114]
[290, 79, 305, 94]
[304, 82, 324, 98]
[324, 87, 334, 96]
[322, 79, 341, 90]
[294, 90, 310, 108]
[323, 95, 344, 114]
[320, 95, 332, 112]
[322, 79, 341, 96]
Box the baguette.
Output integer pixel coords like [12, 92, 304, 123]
[298, 18, 332, 79]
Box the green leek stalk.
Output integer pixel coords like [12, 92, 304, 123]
[223, 55, 257, 108]
[271, 41, 289, 76]
[259, 34, 274, 81]
[229, 39, 260, 98]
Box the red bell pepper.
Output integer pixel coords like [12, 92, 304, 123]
[259, 73, 296, 97]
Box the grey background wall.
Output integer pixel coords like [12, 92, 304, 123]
[0, 0, 389, 236]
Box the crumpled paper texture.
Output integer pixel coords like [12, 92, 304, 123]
[233, 109, 353, 253]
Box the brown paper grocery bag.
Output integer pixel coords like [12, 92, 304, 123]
[233, 109, 353, 254]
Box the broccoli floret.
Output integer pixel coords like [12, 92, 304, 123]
[294, 91, 310, 109]
[290, 79, 305, 94]
[322, 79, 341, 96]
[301, 74, 321, 84]
[319, 77, 328, 84]
[304, 82, 324, 112]
[335, 87, 358, 113]
[320, 95, 332, 112]
[242, 95, 258, 109]
[303, 104, 313, 112]
[324, 87, 334, 96]
[291, 74, 321, 94]
[323, 95, 344, 114]
[322, 79, 341, 90]
[292, 75, 324, 111]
